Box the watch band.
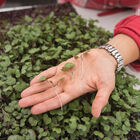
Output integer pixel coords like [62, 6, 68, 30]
[99, 44, 124, 72]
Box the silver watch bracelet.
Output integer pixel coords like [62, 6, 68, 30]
[99, 44, 124, 72]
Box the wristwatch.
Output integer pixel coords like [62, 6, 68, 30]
[99, 44, 124, 72]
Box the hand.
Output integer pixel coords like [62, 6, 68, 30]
[18, 48, 117, 118]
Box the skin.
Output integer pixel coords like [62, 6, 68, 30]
[18, 34, 140, 118]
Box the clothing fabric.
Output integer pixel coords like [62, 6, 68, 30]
[0, 0, 6, 7]
[58, 0, 140, 9]
[114, 15, 140, 71]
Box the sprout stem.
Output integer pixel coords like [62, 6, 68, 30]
[80, 54, 84, 80]
[71, 71, 74, 82]
[48, 80, 63, 111]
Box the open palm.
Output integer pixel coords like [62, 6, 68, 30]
[19, 48, 116, 118]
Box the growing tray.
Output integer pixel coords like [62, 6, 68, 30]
[0, 2, 139, 140]
[0, 2, 76, 29]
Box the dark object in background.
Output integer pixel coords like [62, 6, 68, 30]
[0, 2, 76, 31]
[2, 0, 57, 8]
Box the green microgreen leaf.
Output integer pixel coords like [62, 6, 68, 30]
[94, 131, 104, 138]
[43, 114, 52, 125]
[61, 62, 75, 72]
[39, 76, 46, 82]
[136, 123, 140, 131]
[5, 44, 12, 52]
[8, 135, 24, 140]
[24, 15, 33, 22]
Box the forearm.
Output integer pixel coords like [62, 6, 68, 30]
[107, 34, 140, 66]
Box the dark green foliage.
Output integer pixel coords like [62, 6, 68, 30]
[0, 11, 140, 140]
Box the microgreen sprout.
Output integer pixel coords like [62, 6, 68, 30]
[58, 76, 65, 82]
[48, 80, 63, 111]
[57, 76, 65, 86]
[71, 71, 74, 82]
[39, 76, 46, 82]
[73, 55, 79, 59]
[83, 50, 90, 56]
[61, 62, 75, 72]
[80, 54, 84, 80]
[80, 50, 90, 80]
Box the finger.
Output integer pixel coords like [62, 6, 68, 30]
[21, 77, 57, 98]
[31, 92, 71, 115]
[91, 88, 112, 118]
[30, 67, 57, 86]
[19, 86, 63, 108]
[91, 70, 115, 118]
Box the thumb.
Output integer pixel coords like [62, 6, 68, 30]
[91, 88, 112, 118]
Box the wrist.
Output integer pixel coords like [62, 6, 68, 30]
[107, 34, 140, 66]
[95, 48, 118, 71]
[99, 44, 123, 72]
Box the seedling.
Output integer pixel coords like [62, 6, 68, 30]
[73, 55, 79, 59]
[71, 71, 74, 82]
[80, 51, 90, 80]
[39, 76, 46, 82]
[61, 62, 75, 72]
[48, 80, 63, 111]
[58, 76, 65, 82]
[57, 76, 65, 86]
[80, 54, 84, 80]
[83, 50, 90, 56]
